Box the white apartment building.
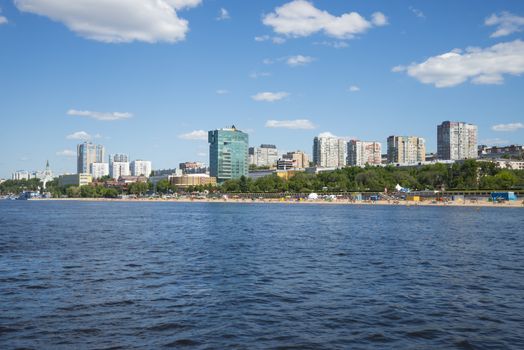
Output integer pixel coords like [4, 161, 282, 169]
[90, 162, 109, 179]
[437, 121, 478, 160]
[109, 153, 129, 164]
[110, 162, 130, 179]
[313, 136, 346, 167]
[12, 170, 30, 180]
[131, 160, 152, 177]
[347, 140, 382, 166]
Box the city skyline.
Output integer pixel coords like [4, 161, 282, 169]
[1, 1, 524, 178]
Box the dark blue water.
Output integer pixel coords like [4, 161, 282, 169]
[1, 201, 523, 349]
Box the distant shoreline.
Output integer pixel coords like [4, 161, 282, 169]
[28, 197, 524, 208]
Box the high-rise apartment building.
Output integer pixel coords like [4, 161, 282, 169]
[90, 162, 109, 179]
[131, 160, 152, 177]
[347, 140, 382, 166]
[108, 153, 129, 165]
[437, 121, 478, 160]
[77, 142, 105, 174]
[387, 136, 426, 164]
[255, 144, 279, 167]
[12, 170, 30, 180]
[110, 162, 130, 180]
[248, 147, 256, 166]
[208, 126, 249, 182]
[282, 151, 309, 169]
[313, 136, 346, 167]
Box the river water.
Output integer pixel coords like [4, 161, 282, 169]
[1, 201, 523, 349]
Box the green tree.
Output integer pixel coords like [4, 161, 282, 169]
[66, 186, 81, 198]
[128, 182, 149, 196]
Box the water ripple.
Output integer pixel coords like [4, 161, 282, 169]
[0, 201, 523, 349]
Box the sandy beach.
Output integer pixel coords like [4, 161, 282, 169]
[31, 197, 524, 208]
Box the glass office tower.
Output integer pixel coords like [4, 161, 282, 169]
[208, 126, 249, 183]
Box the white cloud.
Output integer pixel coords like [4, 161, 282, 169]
[216, 8, 230, 21]
[272, 36, 286, 44]
[262, 0, 387, 39]
[318, 132, 356, 141]
[167, 0, 201, 10]
[67, 109, 132, 121]
[409, 6, 425, 19]
[393, 40, 524, 87]
[254, 35, 286, 44]
[481, 138, 510, 146]
[265, 119, 315, 130]
[0, 7, 7, 24]
[249, 71, 271, 79]
[318, 131, 337, 138]
[255, 35, 270, 42]
[348, 85, 360, 92]
[179, 130, 207, 140]
[56, 149, 76, 157]
[491, 122, 524, 132]
[287, 55, 315, 67]
[485, 12, 524, 38]
[14, 0, 202, 43]
[371, 12, 388, 26]
[262, 58, 274, 65]
[216, 89, 229, 95]
[66, 131, 93, 140]
[252, 92, 289, 102]
[314, 40, 348, 48]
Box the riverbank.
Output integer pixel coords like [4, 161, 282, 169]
[30, 197, 524, 208]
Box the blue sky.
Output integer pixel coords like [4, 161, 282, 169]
[0, 0, 523, 177]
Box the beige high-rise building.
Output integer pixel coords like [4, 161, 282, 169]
[387, 136, 426, 164]
[313, 136, 346, 167]
[347, 140, 382, 166]
[282, 151, 309, 169]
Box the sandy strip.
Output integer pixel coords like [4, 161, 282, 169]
[30, 197, 524, 208]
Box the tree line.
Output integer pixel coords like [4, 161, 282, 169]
[220, 160, 524, 193]
[1, 160, 523, 197]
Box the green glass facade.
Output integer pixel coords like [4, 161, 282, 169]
[208, 127, 249, 183]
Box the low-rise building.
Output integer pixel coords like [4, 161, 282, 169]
[480, 159, 524, 170]
[118, 175, 148, 184]
[248, 170, 275, 179]
[282, 151, 309, 169]
[478, 144, 523, 159]
[305, 166, 339, 174]
[170, 174, 217, 188]
[58, 173, 92, 187]
[277, 159, 295, 170]
[179, 162, 207, 174]
[153, 168, 182, 176]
